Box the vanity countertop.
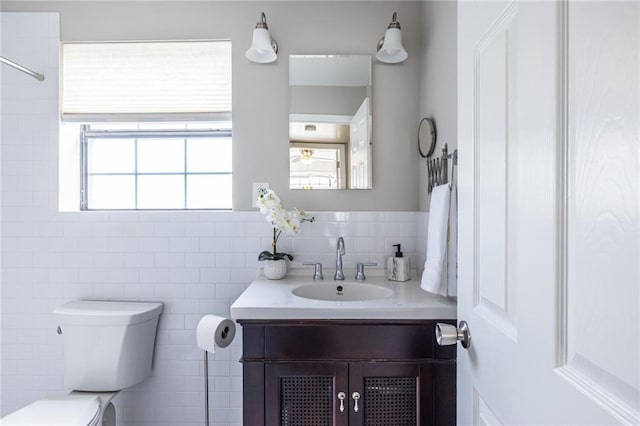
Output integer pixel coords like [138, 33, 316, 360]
[230, 270, 457, 320]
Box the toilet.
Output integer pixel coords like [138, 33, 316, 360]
[1, 300, 163, 426]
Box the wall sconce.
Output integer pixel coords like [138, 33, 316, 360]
[245, 12, 278, 64]
[376, 12, 408, 64]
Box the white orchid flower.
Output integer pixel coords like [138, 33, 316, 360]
[256, 189, 315, 262]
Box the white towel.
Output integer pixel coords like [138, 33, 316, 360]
[447, 185, 457, 297]
[421, 183, 458, 297]
[421, 184, 451, 295]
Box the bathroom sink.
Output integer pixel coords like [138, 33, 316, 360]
[291, 282, 394, 302]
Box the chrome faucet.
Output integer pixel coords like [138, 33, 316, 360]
[334, 237, 345, 280]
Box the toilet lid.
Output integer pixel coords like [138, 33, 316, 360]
[0, 395, 101, 426]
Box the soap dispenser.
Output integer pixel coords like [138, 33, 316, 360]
[387, 244, 411, 282]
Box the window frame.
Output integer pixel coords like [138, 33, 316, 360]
[79, 124, 232, 211]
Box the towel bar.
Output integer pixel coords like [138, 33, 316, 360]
[427, 144, 457, 193]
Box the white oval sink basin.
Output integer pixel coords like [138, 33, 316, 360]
[291, 282, 394, 302]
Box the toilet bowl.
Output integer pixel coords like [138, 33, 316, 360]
[0, 300, 162, 426]
[0, 392, 117, 426]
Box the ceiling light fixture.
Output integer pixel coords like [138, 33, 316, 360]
[301, 149, 314, 165]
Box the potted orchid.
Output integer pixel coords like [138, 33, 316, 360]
[256, 189, 314, 279]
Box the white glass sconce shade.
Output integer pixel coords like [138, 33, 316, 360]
[245, 13, 278, 64]
[376, 12, 408, 64]
[376, 28, 408, 63]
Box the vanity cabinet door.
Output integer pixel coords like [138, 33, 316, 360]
[239, 320, 455, 425]
[265, 362, 350, 426]
[349, 362, 432, 426]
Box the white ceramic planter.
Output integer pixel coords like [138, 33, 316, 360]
[262, 259, 287, 280]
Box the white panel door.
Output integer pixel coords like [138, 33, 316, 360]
[349, 97, 371, 189]
[457, 1, 638, 424]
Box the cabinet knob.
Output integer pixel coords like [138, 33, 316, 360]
[352, 391, 360, 413]
[337, 391, 346, 413]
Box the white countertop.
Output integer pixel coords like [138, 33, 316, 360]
[230, 270, 457, 320]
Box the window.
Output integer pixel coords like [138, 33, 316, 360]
[81, 123, 231, 210]
[61, 41, 232, 210]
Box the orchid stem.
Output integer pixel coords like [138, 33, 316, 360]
[272, 228, 281, 255]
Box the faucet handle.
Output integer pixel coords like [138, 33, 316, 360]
[355, 262, 377, 281]
[303, 262, 324, 280]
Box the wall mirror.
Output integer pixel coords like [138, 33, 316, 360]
[289, 55, 372, 190]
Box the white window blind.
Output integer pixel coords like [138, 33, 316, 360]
[62, 41, 232, 121]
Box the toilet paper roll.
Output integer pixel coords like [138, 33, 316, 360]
[196, 315, 236, 353]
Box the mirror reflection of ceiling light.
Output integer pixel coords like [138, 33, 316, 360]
[301, 148, 314, 165]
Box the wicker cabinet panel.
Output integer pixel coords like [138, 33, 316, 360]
[363, 377, 417, 425]
[349, 362, 432, 426]
[265, 363, 349, 426]
[281, 376, 333, 425]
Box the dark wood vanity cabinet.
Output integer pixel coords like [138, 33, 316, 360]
[238, 320, 456, 426]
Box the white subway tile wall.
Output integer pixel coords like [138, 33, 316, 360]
[1, 13, 428, 426]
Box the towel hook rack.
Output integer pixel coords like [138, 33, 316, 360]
[427, 143, 457, 193]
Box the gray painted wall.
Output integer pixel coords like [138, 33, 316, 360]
[2, 1, 424, 211]
[290, 85, 366, 116]
[418, 0, 457, 211]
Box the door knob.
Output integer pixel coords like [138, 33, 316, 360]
[435, 321, 471, 349]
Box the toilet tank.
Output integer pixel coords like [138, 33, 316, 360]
[54, 300, 163, 392]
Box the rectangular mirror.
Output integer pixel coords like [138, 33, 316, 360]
[289, 55, 372, 190]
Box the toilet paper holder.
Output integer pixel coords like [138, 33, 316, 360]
[196, 315, 236, 426]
